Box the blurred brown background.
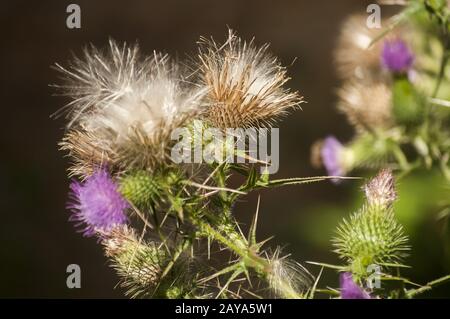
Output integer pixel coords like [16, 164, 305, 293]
[1, 0, 448, 298]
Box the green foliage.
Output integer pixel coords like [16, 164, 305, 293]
[392, 78, 425, 125]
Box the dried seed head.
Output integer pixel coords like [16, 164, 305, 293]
[337, 81, 393, 132]
[197, 30, 303, 128]
[335, 14, 383, 81]
[55, 40, 205, 172]
[59, 129, 114, 178]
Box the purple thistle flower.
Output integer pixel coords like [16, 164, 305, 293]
[340, 272, 371, 299]
[68, 169, 129, 237]
[321, 136, 345, 177]
[381, 39, 414, 74]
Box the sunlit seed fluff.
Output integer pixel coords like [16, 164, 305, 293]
[266, 249, 313, 299]
[337, 81, 393, 132]
[197, 30, 303, 128]
[55, 40, 205, 171]
[103, 225, 137, 257]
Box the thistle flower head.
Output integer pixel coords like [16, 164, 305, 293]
[363, 168, 397, 208]
[197, 30, 303, 128]
[56, 40, 205, 171]
[339, 272, 371, 299]
[338, 81, 393, 132]
[68, 169, 129, 237]
[381, 38, 414, 74]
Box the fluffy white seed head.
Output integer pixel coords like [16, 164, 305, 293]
[56, 40, 206, 171]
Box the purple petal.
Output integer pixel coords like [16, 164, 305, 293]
[67, 169, 129, 237]
[321, 136, 345, 178]
[381, 39, 414, 73]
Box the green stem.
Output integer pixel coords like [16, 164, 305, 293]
[160, 236, 193, 279]
[195, 218, 303, 298]
[407, 274, 450, 298]
[392, 145, 411, 171]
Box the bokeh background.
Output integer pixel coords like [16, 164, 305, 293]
[1, 0, 449, 298]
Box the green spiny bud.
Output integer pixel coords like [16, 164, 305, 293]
[333, 170, 409, 278]
[119, 171, 159, 209]
[164, 169, 182, 186]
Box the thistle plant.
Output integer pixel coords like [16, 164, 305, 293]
[55, 31, 347, 299]
[54, 3, 450, 299]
